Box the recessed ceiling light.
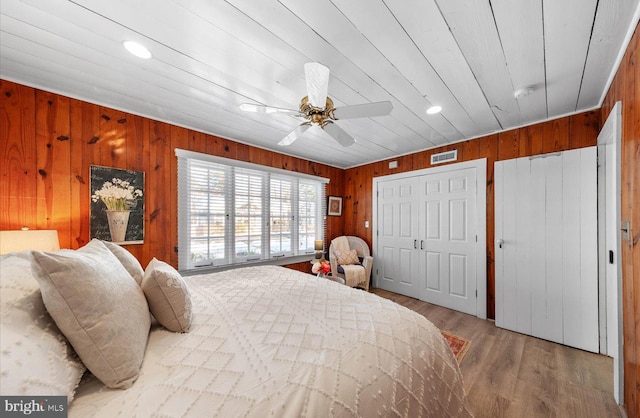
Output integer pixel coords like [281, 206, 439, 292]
[514, 86, 535, 99]
[426, 105, 442, 115]
[122, 41, 152, 59]
[239, 103, 259, 112]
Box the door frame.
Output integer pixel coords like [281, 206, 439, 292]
[372, 158, 487, 319]
[597, 101, 623, 404]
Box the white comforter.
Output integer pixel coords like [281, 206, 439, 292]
[70, 266, 472, 417]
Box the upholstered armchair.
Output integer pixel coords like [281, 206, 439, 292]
[328, 236, 373, 290]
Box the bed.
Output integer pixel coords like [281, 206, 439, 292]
[0, 240, 472, 417]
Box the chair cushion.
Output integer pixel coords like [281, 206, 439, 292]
[335, 249, 359, 266]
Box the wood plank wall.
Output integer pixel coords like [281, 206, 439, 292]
[0, 80, 345, 272]
[343, 110, 601, 320]
[601, 23, 640, 418]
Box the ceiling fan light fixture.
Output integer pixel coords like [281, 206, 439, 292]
[123, 41, 152, 59]
[247, 62, 393, 147]
[426, 105, 442, 115]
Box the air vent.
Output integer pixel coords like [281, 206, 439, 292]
[430, 150, 458, 165]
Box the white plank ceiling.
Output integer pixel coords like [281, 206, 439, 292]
[1, 0, 638, 168]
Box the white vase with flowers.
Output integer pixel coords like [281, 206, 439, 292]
[91, 178, 142, 243]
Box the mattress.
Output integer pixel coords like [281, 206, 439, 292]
[70, 265, 472, 417]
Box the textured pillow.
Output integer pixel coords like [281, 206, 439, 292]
[31, 239, 150, 389]
[102, 240, 144, 285]
[335, 249, 360, 265]
[0, 251, 85, 399]
[142, 258, 193, 333]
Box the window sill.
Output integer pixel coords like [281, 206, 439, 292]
[179, 254, 316, 276]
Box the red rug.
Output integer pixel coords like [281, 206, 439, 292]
[441, 330, 471, 364]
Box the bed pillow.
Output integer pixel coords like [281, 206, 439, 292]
[0, 251, 85, 400]
[142, 258, 193, 333]
[31, 239, 150, 389]
[335, 249, 360, 266]
[102, 240, 144, 285]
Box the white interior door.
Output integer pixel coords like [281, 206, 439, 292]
[495, 147, 598, 352]
[597, 101, 623, 404]
[376, 177, 419, 296]
[418, 168, 478, 315]
[561, 149, 598, 350]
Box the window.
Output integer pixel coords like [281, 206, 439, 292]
[176, 149, 328, 270]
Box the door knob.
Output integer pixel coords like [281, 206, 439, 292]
[496, 239, 504, 249]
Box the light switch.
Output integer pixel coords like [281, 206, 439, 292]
[365, 220, 370, 228]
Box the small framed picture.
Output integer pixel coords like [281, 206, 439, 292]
[327, 196, 343, 216]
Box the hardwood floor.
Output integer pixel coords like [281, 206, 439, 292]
[371, 288, 622, 418]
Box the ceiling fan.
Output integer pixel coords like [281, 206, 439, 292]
[239, 62, 393, 147]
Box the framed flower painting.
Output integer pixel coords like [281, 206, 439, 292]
[90, 165, 145, 244]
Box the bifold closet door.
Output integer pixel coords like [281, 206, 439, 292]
[495, 147, 598, 352]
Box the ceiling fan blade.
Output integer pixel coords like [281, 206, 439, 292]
[322, 121, 355, 147]
[331, 101, 393, 120]
[239, 103, 299, 115]
[278, 123, 311, 146]
[304, 62, 330, 109]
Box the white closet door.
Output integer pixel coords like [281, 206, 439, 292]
[418, 167, 478, 315]
[376, 177, 420, 296]
[495, 147, 598, 352]
[533, 153, 564, 344]
[495, 158, 532, 335]
[562, 149, 598, 351]
[374, 159, 487, 317]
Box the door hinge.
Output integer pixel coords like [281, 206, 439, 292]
[476, 290, 478, 298]
[475, 235, 477, 242]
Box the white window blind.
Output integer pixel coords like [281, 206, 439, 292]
[176, 149, 328, 270]
[299, 180, 321, 253]
[233, 167, 266, 262]
[269, 176, 293, 257]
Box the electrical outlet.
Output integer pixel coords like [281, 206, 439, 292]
[365, 220, 370, 228]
